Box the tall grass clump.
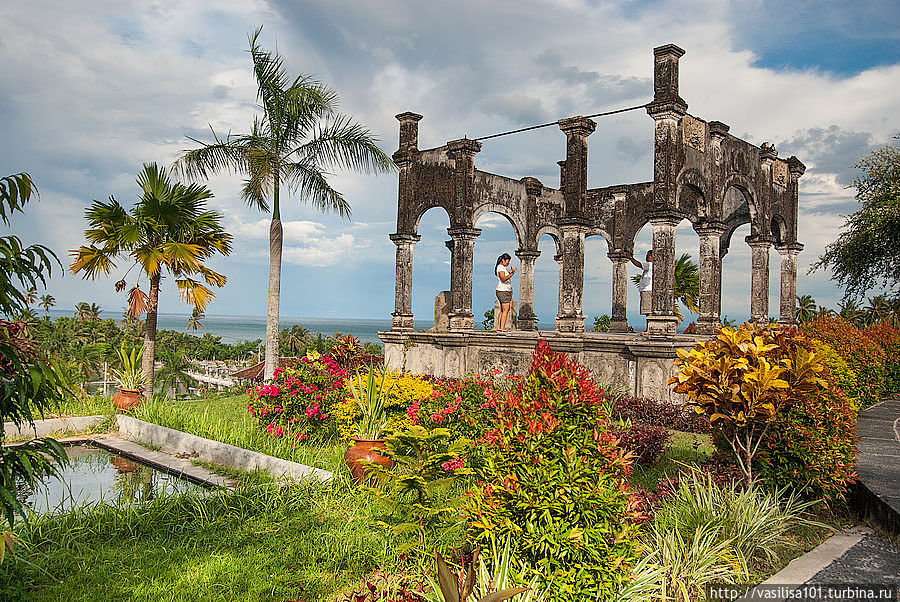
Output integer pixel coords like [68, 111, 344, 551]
[629, 472, 822, 601]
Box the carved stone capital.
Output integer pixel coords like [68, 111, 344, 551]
[446, 227, 481, 241]
[395, 111, 423, 123]
[520, 176, 543, 196]
[389, 232, 421, 245]
[515, 249, 541, 260]
[557, 116, 597, 137]
[759, 142, 777, 161]
[775, 242, 804, 257]
[446, 138, 482, 157]
[787, 156, 806, 177]
[708, 121, 730, 138]
[745, 235, 775, 249]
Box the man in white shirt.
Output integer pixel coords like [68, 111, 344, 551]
[629, 250, 653, 330]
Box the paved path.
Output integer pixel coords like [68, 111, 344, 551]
[855, 397, 900, 535]
[805, 533, 899, 585]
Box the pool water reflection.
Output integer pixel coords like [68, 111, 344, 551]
[21, 443, 207, 514]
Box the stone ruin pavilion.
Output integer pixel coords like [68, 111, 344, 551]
[378, 44, 806, 401]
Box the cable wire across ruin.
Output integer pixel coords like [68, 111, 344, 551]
[472, 101, 651, 142]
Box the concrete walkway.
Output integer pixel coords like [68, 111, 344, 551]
[855, 397, 900, 535]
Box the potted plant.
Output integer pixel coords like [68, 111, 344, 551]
[112, 341, 147, 412]
[343, 365, 392, 482]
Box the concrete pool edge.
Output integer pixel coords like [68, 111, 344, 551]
[115, 415, 334, 484]
[3, 415, 106, 439]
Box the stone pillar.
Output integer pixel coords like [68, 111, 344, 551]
[446, 138, 482, 217]
[558, 117, 596, 217]
[447, 227, 481, 331]
[646, 44, 688, 209]
[390, 233, 420, 330]
[695, 224, 725, 334]
[647, 214, 681, 337]
[608, 251, 630, 332]
[554, 252, 564, 330]
[515, 249, 540, 331]
[556, 225, 588, 333]
[396, 112, 423, 151]
[747, 236, 773, 324]
[776, 243, 803, 325]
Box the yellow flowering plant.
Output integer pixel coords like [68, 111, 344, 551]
[335, 370, 433, 439]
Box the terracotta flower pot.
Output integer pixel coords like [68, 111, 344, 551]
[344, 438, 393, 483]
[113, 388, 144, 413]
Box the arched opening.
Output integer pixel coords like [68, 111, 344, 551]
[411, 206, 451, 329]
[721, 223, 752, 324]
[473, 211, 520, 330]
[583, 231, 612, 332]
[674, 219, 701, 332]
[629, 222, 653, 331]
[533, 231, 561, 330]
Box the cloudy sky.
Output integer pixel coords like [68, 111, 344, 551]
[2, 0, 898, 327]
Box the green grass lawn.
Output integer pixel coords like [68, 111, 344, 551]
[629, 429, 716, 490]
[0, 479, 414, 601]
[132, 394, 347, 474]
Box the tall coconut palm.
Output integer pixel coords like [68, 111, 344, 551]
[838, 299, 866, 328]
[24, 288, 37, 307]
[38, 294, 55, 317]
[70, 162, 233, 395]
[176, 26, 394, 381]
[796, 294, 817, 323]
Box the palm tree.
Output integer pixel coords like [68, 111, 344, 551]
[631, 253, 699, 322]
[186, 307, 204, 331]
[838, 299, 866, 328]
[70, 162, 232, 396]
[155, 348, 194, 398]
[796, 294, 817, 323]
[864, 294, 892, 325]
[279, 324, 309, 356]
[176, 26, 394, 381]
[74, 301, 101, 321]
[24, 288, 37, 307]
[38, 294, 55, 317]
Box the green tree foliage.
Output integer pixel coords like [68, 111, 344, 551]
[70, 162, 232, 395]
[0, 172, 68, 532]
[176, 26, 394, 381]
[815, 139, 900, 299]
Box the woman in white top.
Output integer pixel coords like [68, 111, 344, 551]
[495, 253, 516, 332]
[629, 250, 653, 331]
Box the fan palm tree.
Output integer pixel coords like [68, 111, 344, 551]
[38, 294, 55, 317]
[796, 294, 817, 323]
[186, 307, 204, 331]
[175, 26, 394, 381]
[70, 162, 233, 395]
[632, 253, 699, 322]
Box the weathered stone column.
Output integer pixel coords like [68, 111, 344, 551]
[554, 252, 564, 330]
[747, 236, 773, 323]
[556, 224, 588, 333]
[515, 249, 540, 331]
[555, 116, 595, 334]
[647, 214, 681, 337]
[608, 251, 630, 332]
[776, 243, 803, 325]
[447, 227, 481, 331]
[396, 112, 423, 151]
[695, 224, 725, 334]
[390, 233, 420, 330]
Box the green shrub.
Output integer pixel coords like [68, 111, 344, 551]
[466, 341, 638, 601]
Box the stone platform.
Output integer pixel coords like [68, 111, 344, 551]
[853, 397, 900, 535]
[379, 329, 705, 402]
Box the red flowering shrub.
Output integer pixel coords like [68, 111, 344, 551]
[615, 423, 671, 465]
[753, 332, 859, 504]
[802, 316, 888, 407]
[246, 354, 348, 442]
[407, 373, 512, 444]
[610, 395, 710, 433]
[466, 340, 638, 602]
[862, 322, 900, 394]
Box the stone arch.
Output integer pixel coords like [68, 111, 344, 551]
[473, 203, 526, 249]
[677, 169, 709, 222]
[585, 226, 613, 250]
[770, 214, 788, 245]
[535, 224, 562, 256]
[410, 200, 453, 234]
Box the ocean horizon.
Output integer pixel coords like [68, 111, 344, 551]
[46, 309, 560, 346]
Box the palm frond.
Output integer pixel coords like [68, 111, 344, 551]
[283, 161, 351, 219]
[293, 112, 395, 175]
[0, 172, 38, 224]
[176, 278, 216, 311]
[127, 286, 149, 317]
